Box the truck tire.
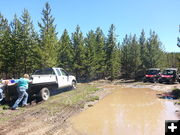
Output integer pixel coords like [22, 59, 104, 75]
[71, 81, 77, 89]
[39, 87, 50, 101]
[159, 79, 162, 83]
[152, 78, 155, 83]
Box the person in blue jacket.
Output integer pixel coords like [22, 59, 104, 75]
[12, 74, 32, 110]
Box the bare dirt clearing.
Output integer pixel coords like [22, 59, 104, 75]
[0, 81, 179, 135]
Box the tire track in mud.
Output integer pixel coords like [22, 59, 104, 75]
[43, 106, 78, 135]
[18, 106, 71, 135]
[0, 109, 48, 135]
[0, 91, 78, 135]
[0, 85, 96, 135]
[19, 106, 78, 135]
[0, 106, 79, 135]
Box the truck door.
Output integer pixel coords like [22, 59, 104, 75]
[60, 69, 70, 86]
[55, 68, 68, 88]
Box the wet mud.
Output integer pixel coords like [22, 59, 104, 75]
[70, 87, 179, 135]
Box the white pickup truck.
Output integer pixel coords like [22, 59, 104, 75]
[1, 67, 77, 102]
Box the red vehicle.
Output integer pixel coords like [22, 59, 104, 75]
[143, 68, 161, 83]
[159, 68, 180, 84]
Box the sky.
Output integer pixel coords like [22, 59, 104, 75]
[0, 0, 180, 52]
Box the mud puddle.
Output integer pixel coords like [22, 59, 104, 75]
[70, 87, 179, 135]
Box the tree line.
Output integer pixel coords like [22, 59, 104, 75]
[0, 2, 179, 80]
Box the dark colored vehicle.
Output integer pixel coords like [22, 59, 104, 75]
[143, 68, 161, 83]
[159, 68, 180, 84]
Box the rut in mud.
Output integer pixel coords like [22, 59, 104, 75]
[0, 105, 79, 135]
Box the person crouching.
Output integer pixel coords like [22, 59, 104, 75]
[12, 74, 32, 110]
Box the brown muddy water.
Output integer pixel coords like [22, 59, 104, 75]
[70, 87, 179, 135]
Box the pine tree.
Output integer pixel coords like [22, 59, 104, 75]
[121, 34, 141, 79]
[130, 34, 141, 79]
[84, 30, 96, 80]
[0, 13, 12, 77]
[147, 30, 164, 68]
[58, 29, 73, 72]
[71, 25, 86, 79]
[38, 2, 58, 68]
[94, 27, 106, 79]
[105, 24, 120, 80]
[9, 14, 24, 77]
[121, 35, 131, 78]
[20, 9, 40, 74]
[166, 52, 180, 69]
[139, 29, 148, 73]
[177, 25, 180, 47]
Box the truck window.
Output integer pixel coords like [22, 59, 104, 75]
[43, 68, 55, 75]
[162, 70, 174, 75]
[33, 70, 42, 75]
[61, 69, 69, 76]
[146, 70, 159, 75]
[56, 69, 61, 76]
[33, 68, 55, 75]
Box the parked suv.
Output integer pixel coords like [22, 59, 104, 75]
[159, 68, 179, 84]
[143, 68, 161, 83]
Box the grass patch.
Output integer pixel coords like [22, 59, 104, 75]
[86, 96, 99, 102]
[0, 83, 101, 122]
[0, 104, 10, 112]
[35, 83, 100, 114]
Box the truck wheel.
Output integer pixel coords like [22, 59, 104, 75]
[152, 78, 156, 83]
[169, 79, 173, 84]
[71, 81, 77, 89]
[143, 78, 146, 83]
[39, 88, 50, 101]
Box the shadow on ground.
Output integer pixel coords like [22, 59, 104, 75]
[0, 87, 74, 109]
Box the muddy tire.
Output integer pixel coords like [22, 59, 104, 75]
[151, 78, 155, 83]
[169, 79, 174, 84]
[71, 81, 77, 89]
[159, 79, 163, 83]
[39, 87, 50, 101]
[143, 78, 146, 83]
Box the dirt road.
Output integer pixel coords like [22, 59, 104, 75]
[0, 81, 179, 135]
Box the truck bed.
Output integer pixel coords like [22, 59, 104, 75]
[3, 82, 58, 102]
[32, 75, 57, 84]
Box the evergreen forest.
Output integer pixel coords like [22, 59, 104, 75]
[0, 3, 179, 80]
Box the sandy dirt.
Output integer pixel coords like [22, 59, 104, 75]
[0, 81, 179, 135]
